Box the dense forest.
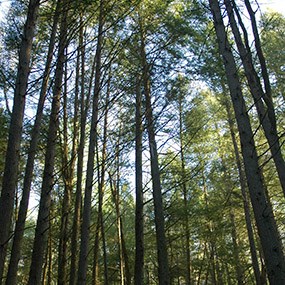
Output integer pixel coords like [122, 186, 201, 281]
[0, 0, 284, 284]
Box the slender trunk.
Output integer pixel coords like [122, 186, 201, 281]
[92, 92, 112, 282]
[139, 18, 170, 285]
[5, 2, 59, 284]
[243, 0, 275, 129]
[0, 1, 40, 281]
[58, 45, 78, 285]
[92, 219, 101, 284]
[134, 76, 144, 285]
[197, 243, 207, 285]
[225, 0, 285, 196]
[98, 74, 110, 285]
[178, 94, 191, 285]
[209, 1, 285, 283]
[209, 243, 217, 285]
[101, 215, 108, 285]
[230, 212, 243, 285]
[215, 117, 244, 284]
[69, 15, 93, 285]
[77, 0, 104, 282]
[109, 147, 131, 285]
[224, 96, 262, 284]
[27, 2, 68, 283]
[121, 229, 131, 285]
[41, 213, 54, 285]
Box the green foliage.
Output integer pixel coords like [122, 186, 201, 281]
[0, 0, 283, 284]
[260, 11, 285, 98]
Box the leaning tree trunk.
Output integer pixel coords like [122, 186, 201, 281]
[225, 0, 285, 197]
[223, 95, 262, 285]
[77, 0, 104, 283]
[27, 2, 68, 283]
[0, 1, 40, 282]
[4, 3, 60, 284]
[243, 0, 275, 129]
[209, 0, 285, 283]
[139, 17, 170, 285]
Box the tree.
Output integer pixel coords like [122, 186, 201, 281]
[139, 13, 170, 285]
[134, 75, 144, 285]
[224, 0, 285, 198]
[4, 2, 60, 284]
[27, 0, 69, 283]
[0, 1, 40, 282]
[260, 11, 285, 103]
[0, 0, 284, 284]
[209, 0, 285, 283]
[77, 0, 105, 282]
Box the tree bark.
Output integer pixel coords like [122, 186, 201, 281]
[4, 2, 60, 284]
[27, 1, 68, 283]
[96, 73, 110, 285]
[209, 0, 285, 283]
[139, 16, 170, 285]
[224, 95, 262, 284]
[69, 14, 93, 285]
[178, 93, 192, 285]
[0, 1, 40, 282]
[58, 44, 78, 285]
[229, 212, 243, 285]
[243, 0, 275, 129]
[109, 142, 131, 285]
[134, 76, 144, 285]
[225, 0, 285, 197]
[77, 0, 104, 282]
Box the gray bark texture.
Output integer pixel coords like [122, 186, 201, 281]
[27, 1, 68, 283]
[134, 77, 144, 285]
[77, 0, 104, 283]
[224, 97, 262, 285]
[139, 18, 170, 285]
[0, 1, 40, 282]
[209, 0, 285, 283]
[5, 3, 59, 284]
[225, 0, 285, 197]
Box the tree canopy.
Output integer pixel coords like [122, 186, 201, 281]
[0, 0, 284, 284]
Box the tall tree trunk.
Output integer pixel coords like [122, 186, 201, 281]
[4, 2, 60, 284]
[77, 0, 104, 282]
[243, 0, 275, 129]
[209, 1, 285, 283]
[215, 113, 244, 284]
[42, 208, 54, 285]
[224, 95, 262, 284]
[101, 213, 109, 285]
[178, 93, 192, 285]
[0, 1, 40, 281]
[229, 212, 243, 285]
[58, 45, 78, 285]
[109, 141, 131, 285]
[27, 2, 68, 283]
[69, 14, 93, 285]
[134, 76, 144, 285]
[139, 17, 170, 285]
[96, 74, 110, 285]
[92, 218, 101, 284]
[225, 0, 285, 196]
